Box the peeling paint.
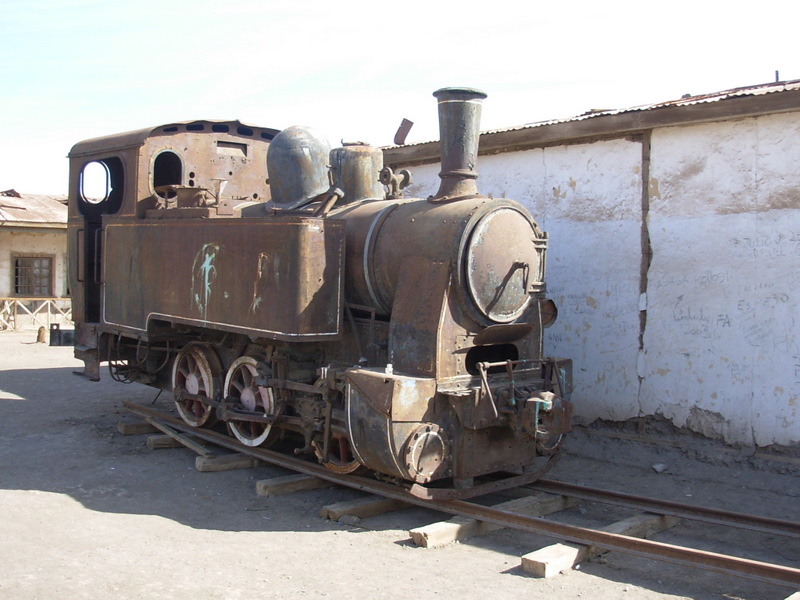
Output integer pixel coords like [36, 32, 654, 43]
[686, 406, 727, 441]
[648, 177, 661, 200]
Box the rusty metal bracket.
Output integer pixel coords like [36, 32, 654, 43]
[476, 362, 499, 419]
[379, 167, 412, 200]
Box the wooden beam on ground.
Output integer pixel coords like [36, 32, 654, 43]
[195, 453, 261, 472]
[144, 417, 215, 459]
[117, 421, 158, 435]
[410, 492, 580, 548]
[520, 513, 680, 578]
[146, 434, 185, 450]
[255, 474, 334, 497]
[320, 495, 409, 522]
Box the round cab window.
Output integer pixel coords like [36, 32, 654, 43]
[80, 161, 111, 204]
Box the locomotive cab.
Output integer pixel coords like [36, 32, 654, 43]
[68, 120, 279, 378]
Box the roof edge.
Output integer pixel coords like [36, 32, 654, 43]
[383, 80, 800, 166]
[68, 119, 280, 158]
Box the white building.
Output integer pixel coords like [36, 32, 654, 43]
[384, 80, 800, 448]
[0, 189, 70, 330]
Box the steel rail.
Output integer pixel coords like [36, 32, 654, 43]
[530, 480, 800, 539]
[123, 402, 800, 588]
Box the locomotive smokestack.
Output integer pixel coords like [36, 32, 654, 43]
[432, 87, 487, 201]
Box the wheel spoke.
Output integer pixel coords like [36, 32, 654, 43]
[241, 368, 253, 388]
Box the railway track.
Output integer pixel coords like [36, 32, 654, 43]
[123, 401, 800, 590]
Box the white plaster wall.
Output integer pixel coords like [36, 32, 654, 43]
[0, 229, 68, 298]
[482, 142, 643, 423]
[642, 114, 800, 446]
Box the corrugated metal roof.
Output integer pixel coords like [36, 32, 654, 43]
[388, 79, 800, 150]
[487, 79, 800, 135]
[0, 191, 67, 227]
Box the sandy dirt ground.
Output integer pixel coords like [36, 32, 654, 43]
[0, 330, 798, 599]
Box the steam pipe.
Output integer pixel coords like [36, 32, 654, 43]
[431, 87, 487, 202]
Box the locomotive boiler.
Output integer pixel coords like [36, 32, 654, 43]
[67, 87, 572, 498]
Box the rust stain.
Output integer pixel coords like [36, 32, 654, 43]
[761, 189, 800, 212]
[677, 157, 707, 181]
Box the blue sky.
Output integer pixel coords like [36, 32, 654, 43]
[2, 0, 798, 194]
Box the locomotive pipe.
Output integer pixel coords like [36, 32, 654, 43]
[431, 87, 487, 201]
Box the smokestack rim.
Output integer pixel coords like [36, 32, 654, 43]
[433, 87, 488, 102]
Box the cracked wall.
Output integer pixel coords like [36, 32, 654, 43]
[640, 114, 800, 446]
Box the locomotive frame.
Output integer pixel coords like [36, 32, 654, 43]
[68, 88, 573, 498]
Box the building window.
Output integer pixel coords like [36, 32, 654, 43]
[14, 256, 53, 296]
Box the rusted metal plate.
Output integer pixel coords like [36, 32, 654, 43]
[465, 206, 542, 323]
[102, 216, 344, 340]
[345, 368, 436, 421]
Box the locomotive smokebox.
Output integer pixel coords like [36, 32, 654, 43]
[432, 87, 487, 201]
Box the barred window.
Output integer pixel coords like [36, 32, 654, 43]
[14, 257, 53, 296]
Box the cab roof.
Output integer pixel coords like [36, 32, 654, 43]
[68, 120, 280, 158]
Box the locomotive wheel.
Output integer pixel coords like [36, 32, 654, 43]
[224, 356, 276, 447]
[172, 343, 221, 427]
[314, 434, 364, 475]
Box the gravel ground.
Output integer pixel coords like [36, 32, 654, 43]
[0, 330, 798, 599]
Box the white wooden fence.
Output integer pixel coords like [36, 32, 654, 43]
[0, 298, 73, 331]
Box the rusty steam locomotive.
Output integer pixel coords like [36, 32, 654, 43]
[68, 88, 572, 498]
